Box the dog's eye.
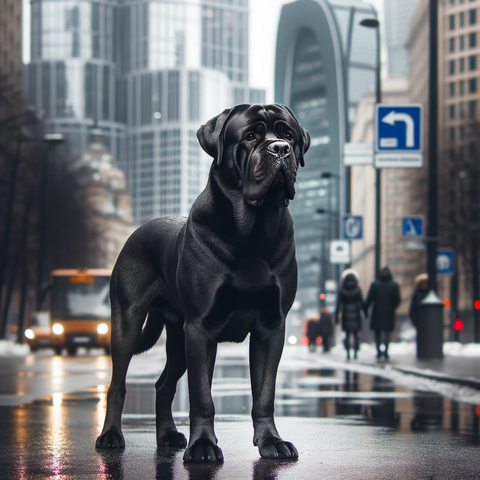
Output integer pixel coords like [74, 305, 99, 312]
[284, 132, 293, 141]
[246, 133, 256, 142]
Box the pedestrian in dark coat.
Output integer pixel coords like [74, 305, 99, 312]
[318, 307, 334, 353]
[335, 273, 364, 360]
[365, 266, 401, 360]
[409, 273, 429, 328]
[305, 316, 319, 352]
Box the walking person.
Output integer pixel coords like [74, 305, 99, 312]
[318, 307, 334, 353]
[409, 273, 429, 328]
[305, 315, 319, 352]
[335, 273, 364, 360]
[365, 266, 401, 360]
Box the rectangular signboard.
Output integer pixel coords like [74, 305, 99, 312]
[375, 153, 423, 168]
[343, 143, 373, 166]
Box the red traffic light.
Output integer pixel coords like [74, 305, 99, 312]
[475, 300, 480, 310]
[319, 293, 326, 300]
[444, 299, 451, 307]
[453, 319, 464, 332]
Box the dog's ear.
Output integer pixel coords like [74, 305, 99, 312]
[300, 127, 311, 167]
[197, 105, 247, 165]
[281, 104, 310, 167]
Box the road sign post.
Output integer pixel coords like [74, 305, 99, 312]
[375, 104, 423, 168]
[343, 215, 363, 240]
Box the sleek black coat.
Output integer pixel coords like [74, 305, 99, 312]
[335, 274, 364, 332]
[365, 267, 401, 332]
[318, 313, 334, 337]
[409, 287, 429, 327]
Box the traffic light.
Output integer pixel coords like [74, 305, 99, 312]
[319, 293, 326, 300]
[453, 318, 464, 342]
[474, 300, 480, 310]
[444, 299, 451, 307]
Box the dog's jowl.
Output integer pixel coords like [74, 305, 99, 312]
[95, 104, 311, 462]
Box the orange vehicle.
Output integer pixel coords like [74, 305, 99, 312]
[47, 268, 112, 356]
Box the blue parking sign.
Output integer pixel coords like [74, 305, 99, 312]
[343, 215, 363, 240]
[437, 249, 454, 275]
[376, 104, 423, 153]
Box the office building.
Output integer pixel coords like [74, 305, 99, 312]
[384, 0, 419, 75]
[26, 0, 264, 225]
[275, 0, 377, 324]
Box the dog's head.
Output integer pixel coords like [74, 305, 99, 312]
[197, 104, 310, 209]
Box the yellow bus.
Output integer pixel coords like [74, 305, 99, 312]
[47, 268, 112, 356]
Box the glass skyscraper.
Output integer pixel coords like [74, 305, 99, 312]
[26, 0, 264, 223]
[275, 0, 377, 325]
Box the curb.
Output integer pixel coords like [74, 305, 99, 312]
[392, 366, 480, 391]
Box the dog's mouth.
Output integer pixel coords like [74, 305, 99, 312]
[244, 152, 296, 208]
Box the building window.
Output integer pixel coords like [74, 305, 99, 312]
[449, 14, 455, 30]
[449, 104, 456, 119]
[460, 125, 465, 139]
[460, 12, 465, 27]
[449, 82, 456, 96]
[460, 57, 465, 71]
[469, 32, 477, 47]
[460, 35, 465, 50]
[469, 77, 477, 92]
[469, 99, 477, 118]
[460, 102, 465, 118]
[449, 126, 456, 142]
[460, 79, 465, 95]
[469, 54, 477, 70]
[450, 59, 456, 74]
[470, 9, 477, 24]
[450, 37, 456, 52]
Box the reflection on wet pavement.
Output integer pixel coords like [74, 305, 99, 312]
[119, 363, 480, 445]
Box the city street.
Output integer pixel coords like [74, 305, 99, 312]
[0, 342, 479, 479]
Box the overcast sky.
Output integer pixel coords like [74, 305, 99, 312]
[22, 0, 383, 103]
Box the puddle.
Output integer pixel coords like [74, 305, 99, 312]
[121, 364, 480, 445]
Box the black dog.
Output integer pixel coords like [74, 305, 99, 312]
[95, 104, 310, 462]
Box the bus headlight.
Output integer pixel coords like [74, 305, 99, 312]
[52, 323, 64, 335]
[25, 329, 35, 340]
[97, 323, 109, 335]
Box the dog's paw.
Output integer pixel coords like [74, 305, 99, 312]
[157, 431, 188, 449]
[95, 430, 125, 449]
[183, 440, 224, 463]
[259, 440, 298, 459]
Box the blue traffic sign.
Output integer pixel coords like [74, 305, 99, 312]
[343, 215, 363, 240]
[402, 216, 424, 238]
[437, 249, 455, 275]
[376, 104, 423, 153]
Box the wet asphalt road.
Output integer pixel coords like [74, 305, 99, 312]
[0, 345, 479, 479]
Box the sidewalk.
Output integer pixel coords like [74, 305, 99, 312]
[287, 341, 480, 390]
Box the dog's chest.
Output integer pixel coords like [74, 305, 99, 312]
[203, 257, 283, 343]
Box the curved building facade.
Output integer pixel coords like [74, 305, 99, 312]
[275, 0, 377, 324]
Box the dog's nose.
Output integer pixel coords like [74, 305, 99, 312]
[267, 141, 291, 157]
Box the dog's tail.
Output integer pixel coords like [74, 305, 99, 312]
[133, 312, 165, 355]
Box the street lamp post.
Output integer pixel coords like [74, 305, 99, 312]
[360, 18, 381, 278]
[36, 133, 65, 311]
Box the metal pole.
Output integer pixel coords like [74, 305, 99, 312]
[374, 25, 382, 278]
[427, 0, 438, 293]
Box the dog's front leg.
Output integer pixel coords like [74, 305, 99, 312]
[183, 324, 224, 463]
[249, 327, 298, 459]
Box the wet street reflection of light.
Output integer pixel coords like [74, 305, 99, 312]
[48, 392, 66, 478]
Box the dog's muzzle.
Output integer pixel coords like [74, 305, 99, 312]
[245, 140, 297, 207]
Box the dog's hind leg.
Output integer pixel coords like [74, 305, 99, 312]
[250, 326, 298, 459]
[95, 297, 147, 449]
[155, 322, 187, 448]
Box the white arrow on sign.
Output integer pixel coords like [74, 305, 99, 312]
[382, 111, 415, 147]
